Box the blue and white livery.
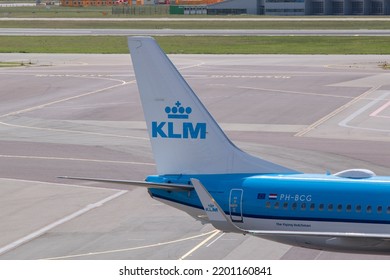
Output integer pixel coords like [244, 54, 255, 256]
[63, 36, 390, 254]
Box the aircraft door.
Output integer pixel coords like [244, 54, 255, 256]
[229, 189, 243, 223]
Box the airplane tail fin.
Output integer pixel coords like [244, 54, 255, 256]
[128, 36, 298, 175]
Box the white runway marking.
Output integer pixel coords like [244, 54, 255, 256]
[0, 154, 155, 166]
[0, 120, 150, 140]
[338, 91, 390, 132]
[44, 229, 219, 260]
[295, 85, 381, 137]
[0, 78, 131, 119]
[178, 230, 220, 260]
[0, 62, 203, 140]
[238, 85, 354, 99]
[206, 232, 225, 248]
[0, 190, 127, 256]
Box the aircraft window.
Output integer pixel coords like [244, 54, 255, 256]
[366, 205, 372, 213]
[274, 202, 280, 209]
[378, 206, 383, 213]
[266, 201, 271, 208]
[346, 204, 352, 212]
[387, 206, 390, 214]
[337, 204, 342, 212]
[328, 204, 333, 211]
[301, 203, 306, 211]
[319, 204, 324, 211]
[292, 202, 297, 210]
[310, 203, 315, 211]
[356, 205, 362, 213]
[283, 202, 288, 209]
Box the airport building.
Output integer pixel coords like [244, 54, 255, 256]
[207, 0, 262, 14]
[60, 0, 222, 7]
[59, 0, 390, 15]
[207, 0, 390, 15]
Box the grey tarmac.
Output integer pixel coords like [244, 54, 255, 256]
[0, 53, 389, 259]
[1, 28, 390, 36]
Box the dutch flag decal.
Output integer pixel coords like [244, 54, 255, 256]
[268, 194, 278, 200]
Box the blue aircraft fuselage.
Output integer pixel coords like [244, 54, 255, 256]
[147, 174, 390, 231]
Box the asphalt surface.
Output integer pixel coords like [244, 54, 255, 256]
[0, 53, 390, 259]
[1, 28, 390, 36]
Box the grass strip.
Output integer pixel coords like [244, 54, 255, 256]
[1, 36, 390, 54]
[0, 61, 27, 67]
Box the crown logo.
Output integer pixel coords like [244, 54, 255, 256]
[165, 101, 192, 119]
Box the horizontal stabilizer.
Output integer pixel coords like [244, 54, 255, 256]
[58, 176, 193, 190]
